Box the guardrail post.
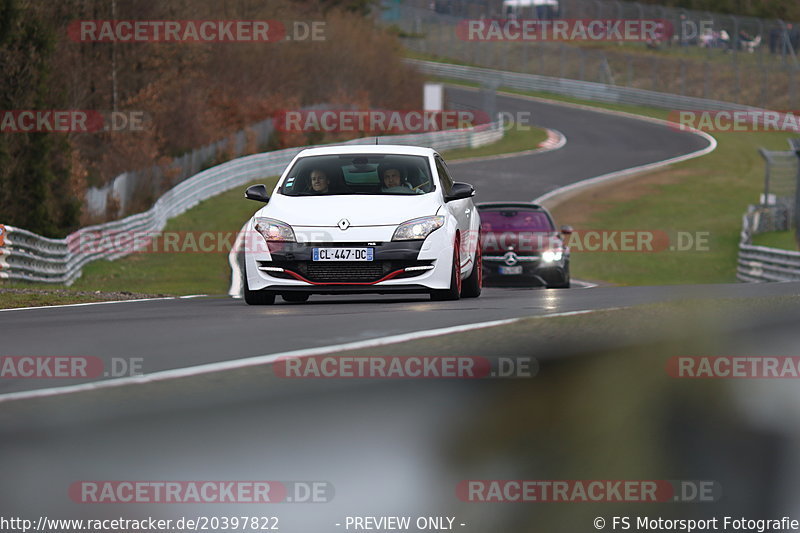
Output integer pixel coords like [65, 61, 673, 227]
[759, 148, 771, 203]
[791, 138, 800, 248]
[481, 82, 498, 125]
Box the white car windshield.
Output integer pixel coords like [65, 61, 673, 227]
[280, 154, 435, 196]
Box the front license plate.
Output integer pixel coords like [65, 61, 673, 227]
[312, 247, 374, 261]
[498, 265, 523, 275]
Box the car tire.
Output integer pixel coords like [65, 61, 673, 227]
[244, 276, 276, 305]
[282, 293, 310, 303]
[460, 234, 482, 298]
[431, 235, 462, 301]
[547, 264, 571, 289]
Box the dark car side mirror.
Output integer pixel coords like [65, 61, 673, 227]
[560, 225, 574, 235]
[445, 182, 475, 202]
[245, 184, 270, 203]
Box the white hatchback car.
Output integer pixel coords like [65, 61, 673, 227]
[242, 144, 482, 304]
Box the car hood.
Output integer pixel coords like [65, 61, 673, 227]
[256, 194, 442, 227]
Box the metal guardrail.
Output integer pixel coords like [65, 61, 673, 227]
[409, 58, 768, 113]
[737, 243, 800, 282]
[0, 121, 503, 285]
[736, 205, 800, 282]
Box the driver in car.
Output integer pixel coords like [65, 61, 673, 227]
[380, 165, 421, 194]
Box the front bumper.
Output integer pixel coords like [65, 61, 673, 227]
[483, 253, 568, 285]
[259, 241, 431, 284]
[245, 227, 455, 292]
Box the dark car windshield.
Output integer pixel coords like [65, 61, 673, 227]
[479, 208, 555, 232]
[280, 154, 435, 196]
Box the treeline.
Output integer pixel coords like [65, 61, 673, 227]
[634, 0, 800, 21]
[0, 0, 423, 236]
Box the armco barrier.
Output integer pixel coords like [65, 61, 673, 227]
[736, 206, 800, 282]
[0, 121, 503, 285]
[407, 59, 768, 114]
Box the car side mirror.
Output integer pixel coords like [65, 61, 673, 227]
[560, 225, 574, 235]
[445, 182, 475, 202]
[245, 184, 270, 203]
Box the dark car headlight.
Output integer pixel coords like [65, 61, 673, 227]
[541, 249, 564, 263]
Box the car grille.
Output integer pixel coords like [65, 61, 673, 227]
[305, 263, 386, 282]
[483, 254, 540, 263]
[259, 260, 433, 283]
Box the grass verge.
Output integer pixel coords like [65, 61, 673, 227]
[751, 230, 798, 251]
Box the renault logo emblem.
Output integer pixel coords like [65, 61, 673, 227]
[337, 218, 350, 230]
[503, 251, 518, 266]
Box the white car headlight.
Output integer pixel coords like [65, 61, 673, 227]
[541, 249, 563, 263]
[254, 217, 295, 242]
[392, 216, 445, 241]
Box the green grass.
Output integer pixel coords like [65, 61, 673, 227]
[0, 123, 549, 305]
[752, 230, 798, 251]
[559, 122, 794, 285]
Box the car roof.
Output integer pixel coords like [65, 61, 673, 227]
[476, 202, 546, 211]
[295, 144, 438, 158]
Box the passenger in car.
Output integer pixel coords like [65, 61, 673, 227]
[309, 169, 329, 194]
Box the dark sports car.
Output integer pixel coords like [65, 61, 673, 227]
[477, 202, 572, 288]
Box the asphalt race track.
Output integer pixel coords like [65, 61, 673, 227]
[3, 281, 800, 396]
